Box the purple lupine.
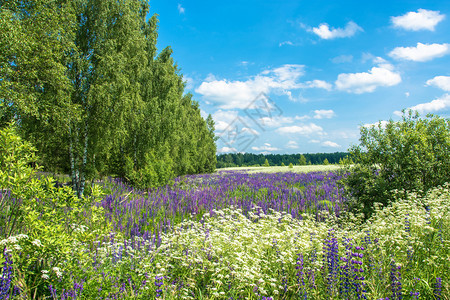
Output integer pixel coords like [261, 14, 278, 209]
[324, 229, 339, 295]
[389, 260, 402, 299]
[434, 277, 442, 300]
[155, 276, 164, 298]
[295, 252, 307, 299]
[353, 246, 367, 299]
[409, 277, 420, 299]
[0, 249, 13, 300]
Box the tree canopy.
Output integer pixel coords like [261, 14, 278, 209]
[0, 0, 217, 194]
[346, 111, 450, 217]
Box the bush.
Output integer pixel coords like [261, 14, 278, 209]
[124, 150, 174, 189]
[346, 111, 450, 217]
[0, 124, 109, 298]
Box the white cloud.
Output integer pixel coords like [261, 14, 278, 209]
[241, 127, 260, 136]
[394, 94, 450, 116]
[217, 146, 237, 153]
[389, 43, 450, 62]
[279, 41, 294, 47]
[258, 116, 294, 127]
[177, 4, 185, 14]
[200, 109, 208, 119]
[262, 64, 305, 82]
[276, 123, 324, 136]
[426, 76, 450, 92]
[322, 141, 340, 148]
[391, 9, 445, 31]
[305, 80, 332, 91]
[212, 110, 239, 131]
[331, 54, 353, 64]
[335, 64, 401, 94]
[195, 64, 305, 109]
[309, 139, 320, 143]
[363, 120, 389, 129]
[252, 143, 280, 151]
[313, 109, 335, 119]
[286, 140, 299, 149]
[310, 21, 363, 39]
[405, 92, 410, 97]
[295, 115, 310, 121]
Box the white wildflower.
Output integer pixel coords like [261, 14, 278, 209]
[32, 239, 43, 247]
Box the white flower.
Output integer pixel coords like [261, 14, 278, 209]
[42, 274, 49, 280]
[32, 239, 43, 247]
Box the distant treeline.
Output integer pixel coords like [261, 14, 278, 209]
[216, 152, 351, 168]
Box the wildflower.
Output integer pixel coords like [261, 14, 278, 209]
[155, 275, 164, 298]
[32, 239, 43, 247]
[434, 277, 442, 300]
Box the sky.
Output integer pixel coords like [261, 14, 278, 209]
[149, 0, 450, 154]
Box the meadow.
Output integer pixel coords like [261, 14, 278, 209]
[1, 165, 448, 299]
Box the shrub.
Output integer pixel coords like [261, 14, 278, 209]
[0, 124, 109, 298]
[124, 150, 174, 189]
[346, 111, 450, 217]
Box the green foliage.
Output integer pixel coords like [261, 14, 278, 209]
[281, 162, 285, 167]
[1, 0, 217, 194]
[298, 154, 307, 165]
[0, 125, 109, 298]
[346, 111, 450, 217]
[339, 155, 353, 166]
[124, 151, 174, 189]
[288, 163, 293, 168]
[323, 158, 329, 165]
[0, 124, 39, 237]
[264, 159, 270, 167]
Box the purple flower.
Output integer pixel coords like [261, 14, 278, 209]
[0, 249, 13, 299]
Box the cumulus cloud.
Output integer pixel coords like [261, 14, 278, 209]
[217, 146, 237, 153]
[212, 110, 239, 131]
[196, 64, 305, 109]
[391, 9, 445, 31]
[310, 21, 363, 39]
[262, 64, 305, 82]
[426, 76, 450, 92]
[252, 143, 280, 152]
[394, 94, 450, 116]
[389, 43, 450, 62]
[258, 116, 294, 127]
[335, 63, 401, 94]
[313, 109, 335, 119]
[305, 80, 333, 91]
[322, 141, 340, 148]
[286, 140, 299, 149]
[276, 123, 324, 136]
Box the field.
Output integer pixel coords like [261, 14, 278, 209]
[217, 164, 343, 174]
[2, 167, 448, 299]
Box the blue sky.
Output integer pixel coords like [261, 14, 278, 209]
[150, 0, 450, 154]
